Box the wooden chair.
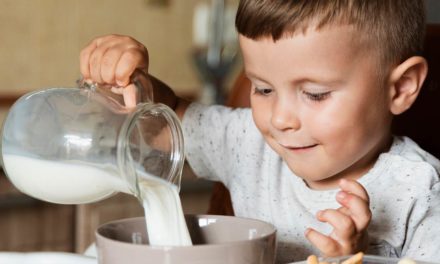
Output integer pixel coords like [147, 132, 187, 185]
[207, 24, 440, 216]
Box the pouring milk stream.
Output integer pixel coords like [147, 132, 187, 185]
[0, 74, 192, 246]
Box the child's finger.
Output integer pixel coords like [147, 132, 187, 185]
[79, 39, 98, 80]
[100, 47, 124, 85]
[115, 48, 149, 87]
[339, 179, 369, 203]
[336, 191, 371, 232]
[305, 228, 339, 257]
[88, 43, 114, 84]
[122, 84, 138, 108]
[86, 35, 124, 84]
[337, 206, 350, 216]
[317, 209, 356, 242]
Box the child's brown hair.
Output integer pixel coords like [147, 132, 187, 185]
[235, 0, 426, 68]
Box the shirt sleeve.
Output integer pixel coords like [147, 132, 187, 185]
[181, 103, 254, 185]
[402, 181, 440, 261]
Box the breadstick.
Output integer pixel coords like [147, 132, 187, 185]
[307, 255, 319, 264]
[341, 252, 364, 264]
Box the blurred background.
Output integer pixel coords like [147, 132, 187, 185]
[0, 0, 438, 255]
[0, 0, 241, 254]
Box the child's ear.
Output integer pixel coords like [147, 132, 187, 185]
[388, 56, 428, 115]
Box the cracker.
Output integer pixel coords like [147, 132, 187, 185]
[307, 255, 319, 264]
[341, 252, 364, 264]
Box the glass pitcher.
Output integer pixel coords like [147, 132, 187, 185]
[0, 73, 184, 204]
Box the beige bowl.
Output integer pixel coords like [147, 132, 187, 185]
[96, 214, 277, 264]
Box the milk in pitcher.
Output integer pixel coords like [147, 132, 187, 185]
[2, 154, 130, 204]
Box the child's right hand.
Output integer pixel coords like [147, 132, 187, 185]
[80, 34, 149, 87]
[79, 35, 183, 113]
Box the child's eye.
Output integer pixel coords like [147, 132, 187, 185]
[303, 91, 331, 101]
[254, 87, 273, 96]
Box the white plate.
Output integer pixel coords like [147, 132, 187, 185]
[0, 252, 97, 264]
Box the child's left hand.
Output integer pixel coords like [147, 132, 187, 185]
[305, 179, 371, 257]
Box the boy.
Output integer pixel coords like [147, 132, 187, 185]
[79, 0, 440, 262]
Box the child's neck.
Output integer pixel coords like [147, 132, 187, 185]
[305, 134, 393, 190]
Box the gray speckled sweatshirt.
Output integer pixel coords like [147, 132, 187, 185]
[182, 103, 440, 263]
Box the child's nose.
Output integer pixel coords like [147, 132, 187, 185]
[270, 100, 301, 131]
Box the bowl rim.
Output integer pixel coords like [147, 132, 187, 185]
[95, 214, 277, 249]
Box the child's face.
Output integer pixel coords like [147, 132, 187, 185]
[240, 25, 393, 189]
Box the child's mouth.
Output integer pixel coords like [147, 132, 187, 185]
[290, 144, 317, 150]
[281, 143, 318, 151]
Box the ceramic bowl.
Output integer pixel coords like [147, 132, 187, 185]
[96, 214, 277, 264]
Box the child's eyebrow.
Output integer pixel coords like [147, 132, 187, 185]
[294, 77, 345, 86]
[245, 72, 270, 83]
[246, 71, 343, 87]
